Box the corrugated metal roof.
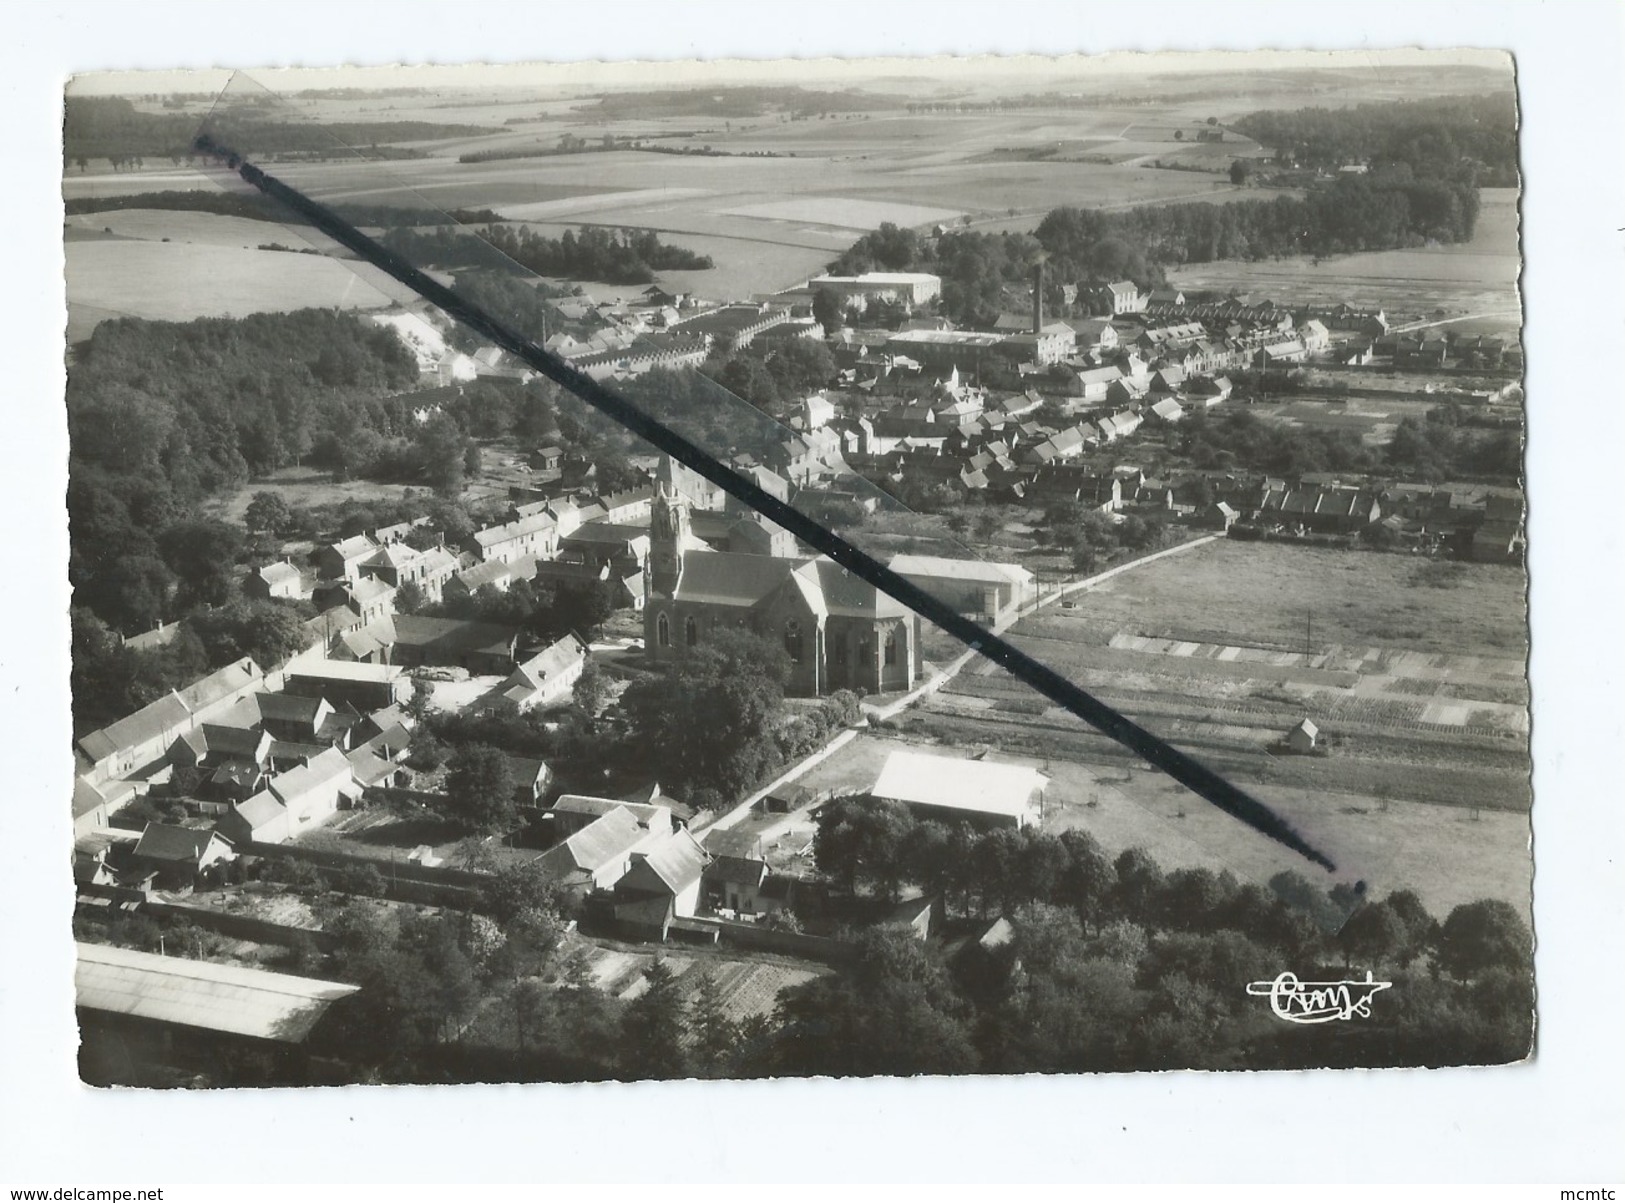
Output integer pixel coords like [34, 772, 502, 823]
[75, 942, 358, 1043]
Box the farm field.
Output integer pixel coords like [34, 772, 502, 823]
[55, 92, 1323, 312]
[857, 538, 1533, 914]
[64, 239, 403, 343]
[1168, 188, 1522, 327]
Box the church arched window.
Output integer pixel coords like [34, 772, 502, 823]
[685, 616, 698, 648]
[784, 619, 804, 663]
[656, 612, 670, 648]
[884, 628, 899, 666]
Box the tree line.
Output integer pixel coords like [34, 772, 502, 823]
[63, 95, 498, 163]
[381, 223, 713, 286]
[827, 144, 1489, 326]
[1232, 92, 1519, 187]
[1170, 401, 1521, 483]
[64, 188, 504, 229]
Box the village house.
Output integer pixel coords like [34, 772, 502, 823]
[1086, 280, 1146, 316]
[220, 746, 360, 846]
[536, 802, 673, 893]
[283, 661, 410, 713]
[130, 822, 236, 890]
[76, 658, 266, 786]
[559, 522, 652, 578]
[464, 511, 559, 564]
[312, 576, 396, 627]
[479, 634, 589, 713]
[1064, 317, 1120, 354]
[313, 534, 378, 582]
[355, 542, 458, 602]
[699, 827, 771, 915]
[243, 560, 305, 601]
[444, 557, 523, 600]
[605, 829, 712, 942]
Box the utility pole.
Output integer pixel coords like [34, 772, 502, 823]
[1306, 607, 1313, 658]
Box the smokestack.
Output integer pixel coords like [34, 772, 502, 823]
[1032, 262, 1044, 335]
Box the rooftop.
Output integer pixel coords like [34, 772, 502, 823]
[870, 750, 1046, 821]
[75, 942, 359, 1044]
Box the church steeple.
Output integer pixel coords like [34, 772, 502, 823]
[649, 483, 689, 597]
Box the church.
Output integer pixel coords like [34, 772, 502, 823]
[642, 486, 921, 698]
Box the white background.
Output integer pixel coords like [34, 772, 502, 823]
[4, 1, 1622, 1185]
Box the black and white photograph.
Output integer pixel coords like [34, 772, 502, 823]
[59, 45, 1539, 1087]
[7, 1, 1625, 1189]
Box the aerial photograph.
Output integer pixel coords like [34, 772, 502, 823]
[62, 49, 1532, 1088]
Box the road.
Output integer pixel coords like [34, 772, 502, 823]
[1386, 308, 1523, 335]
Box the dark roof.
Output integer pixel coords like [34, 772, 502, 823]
[391, 615, 519, 657]
[702, 827, 764, 862]
[672, 550, 796, 607]
[133, 822, 230, 863]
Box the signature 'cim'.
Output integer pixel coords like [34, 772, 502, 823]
[1245, 971, 1394, 1024]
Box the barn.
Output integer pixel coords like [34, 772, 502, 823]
[867, 749, 1047, 829]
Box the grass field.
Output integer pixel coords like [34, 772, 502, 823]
[797, 729, 1531, 922]
[65, 239, 402, 343]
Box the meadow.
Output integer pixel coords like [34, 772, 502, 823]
[64, 239, 403, 343]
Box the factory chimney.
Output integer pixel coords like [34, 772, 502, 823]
[1031, 261, 1044, 335]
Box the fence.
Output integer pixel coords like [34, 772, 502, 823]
[680, 915, 857, 964]
[143, 899, 339, 951]
[241, 839, 484, 888]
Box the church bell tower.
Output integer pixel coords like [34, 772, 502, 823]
[649, 484, 689, 598]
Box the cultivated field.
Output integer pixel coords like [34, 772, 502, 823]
[831, 538, 1537, 915]
[1168, 188, 1523, 329]
[57, 81, 1375, 315]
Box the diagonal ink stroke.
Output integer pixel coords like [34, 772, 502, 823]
[196, 133, 1336, 872]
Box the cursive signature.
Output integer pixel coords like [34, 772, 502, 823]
[1245, 971, 1393, 1023]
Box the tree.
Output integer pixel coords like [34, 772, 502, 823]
[480, 860, 563, 926]
[413, 412, 469, 495]
[1173, 129, 1185, 142]
[572, 658, 607, 717]
[442, 743, 517, 834]
[1229, 159, 1252, 186]
[1337, 900, 1410, 970]
[771, 926, 977, 1077]
[688, 971, 738, 1077]
[244, 491, 294, 536]
[404, 676, 435, 723]
[157, 519, 247, 607]
[621, 959, 690, 1079]
[620, 629, 791, 797]
[811, 286, 844, 333]
[1437, 900, 1531, 980]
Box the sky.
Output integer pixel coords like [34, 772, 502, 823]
[65, 46, 1513, 99]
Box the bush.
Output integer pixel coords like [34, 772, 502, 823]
[335, 862, 388, 898]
